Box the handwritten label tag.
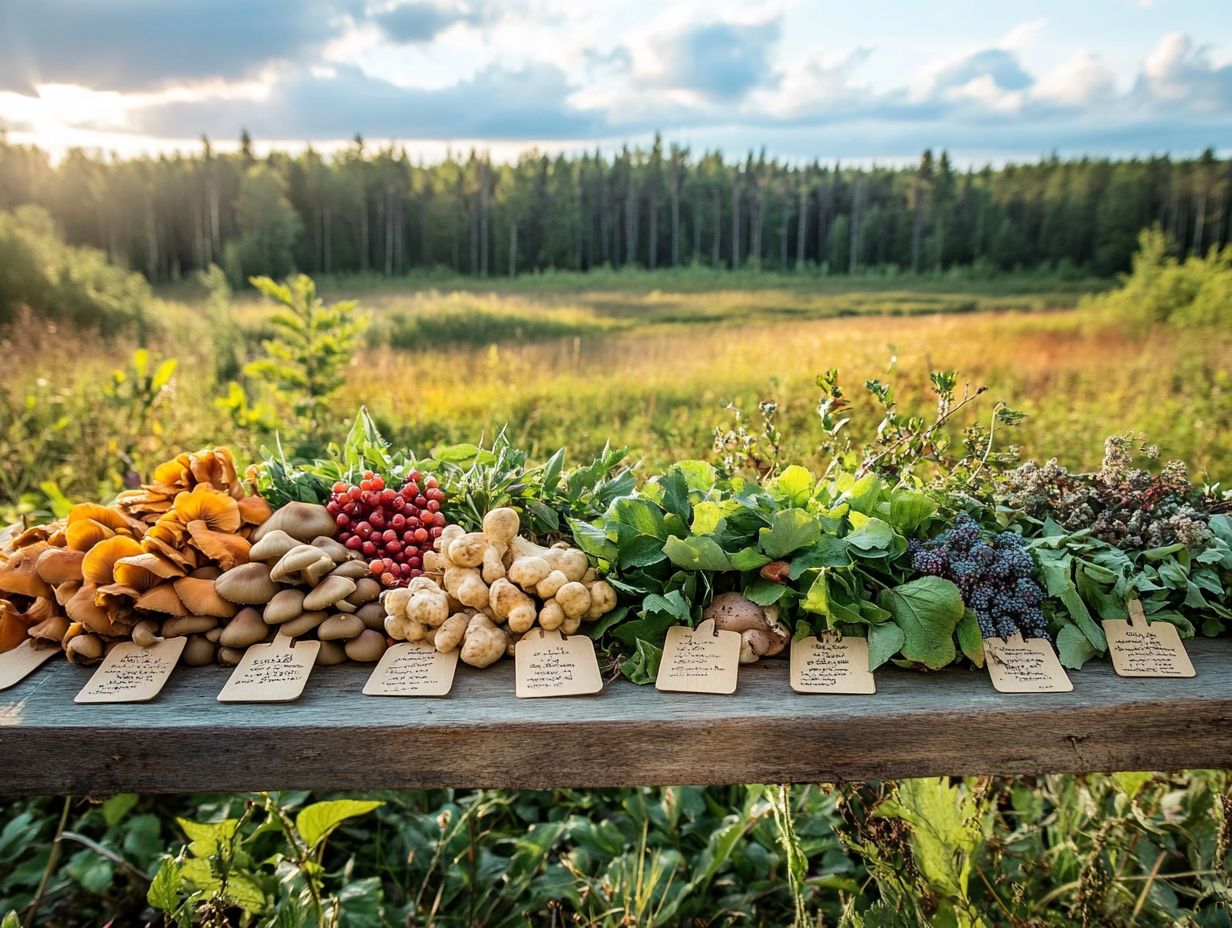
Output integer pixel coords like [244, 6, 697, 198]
[0, 640, 58, 691]
[1102, 601, 1195, 678]
[218, 634, 320, 703]
[790, 633, 876, 694]
[75, 637, 188, 703]
[515, 629, 603, 698]
[983, 633, 1073, 694]
[655, 619, 741, 693]
[363, 643, 459, 697]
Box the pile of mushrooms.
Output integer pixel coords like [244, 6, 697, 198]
[701, 592, 790, 663]
[209, 502, 388, 666]
[0, 448, 272, 664]
[382, 507, 618, 668]
[0, 524, 64, 654]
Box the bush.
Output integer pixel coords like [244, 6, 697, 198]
[1082, 226, 1232, 330]
[0, 206, 155, 336]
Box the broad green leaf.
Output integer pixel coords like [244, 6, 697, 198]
[728, 547, 771, 571]
[771, 465, 815, 506]
[956, 610, 984, 667]
[878, 577, 964, 669]
[1056, 624, 1098, 669]
[788, 537, 851, 578]
[800, 570, 829, 616]
[690, 500, 726, 535]
[621, 639, 663, 685]
[568, 519, 616, 561]
[889, 490, 937, 534]
[296, 799, 383, 850]
[101, 792, 138, 827]
[846, 517, 894, 552]
[1112, 771, 1153, 798]
[147, 858, 183, 913]
[867, 622, 905, 669]
[743, 578, 789, 606]
[759, 509, 821, 558]
[663, 535, 731, 571]
[875, 778, 981, 899]
[671, 460, 717, 493]
[843, 472, 883, 515]
[177, 817, 238, 858]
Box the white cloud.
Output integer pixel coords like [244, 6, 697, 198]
[1035, 51, 1118, 107]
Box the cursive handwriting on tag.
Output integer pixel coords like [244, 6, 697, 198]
[983, 633, 1073, 694]
[790, 633, 876, 694]
[1102, 600, 1195, 678]
[655, 619, 741, 694]
[75, 638, 188, 703]
[217, 634, 320, 703]
[364, 642, 459, 696]
[515, 629, 603, 698]
[0, 640, 58, 691]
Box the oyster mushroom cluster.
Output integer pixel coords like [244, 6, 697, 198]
[211, 502, 389, 666]
[702, 592, 790, 663]
[1, 449, 271, 664]
[382, 507, 618, 668]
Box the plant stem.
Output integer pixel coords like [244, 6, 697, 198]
[23, 795, 72, 928]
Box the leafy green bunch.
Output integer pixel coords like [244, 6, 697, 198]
[573, 460, 989, 683]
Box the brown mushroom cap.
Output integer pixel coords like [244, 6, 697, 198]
[134, 582, 187, 617]
[316, 639, 347, 666]
[217, 646, 246, 666]
[161, 614, 219, 637]
[702, 592, 769, 634]
[345, 629, 387, 662]
[251, 502, 337, 543]
[66, 632, 104, 664]
[328, 560, 370, 580]
[35, 546, 85, 586]
[270, 545, 332, 584]
[172, 577, 240, 619]
[279, 610, 328, 637]
[318, 613, 364, 641]
[356, 601, 386, 631]
[181, 634, 217, 666]
[219, 607, 271, 648]
[248, 529, 301, 563]
[263, 588, 306, 625]
[347, 578, 381, 606]
[303, 575, 357, 611]
[310, 535, 352, 563]
[215, 562, 279, 604]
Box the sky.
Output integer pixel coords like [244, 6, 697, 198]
[0, 0, 1229, 165]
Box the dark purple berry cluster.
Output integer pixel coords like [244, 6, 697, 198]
[909, 513, 1049, 641]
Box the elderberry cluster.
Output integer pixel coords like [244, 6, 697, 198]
[909, 513, 1050, 641]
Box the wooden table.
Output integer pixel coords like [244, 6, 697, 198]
[2, 640, 1230, 795]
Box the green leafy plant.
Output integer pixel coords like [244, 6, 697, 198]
[241, 274, 364, 447]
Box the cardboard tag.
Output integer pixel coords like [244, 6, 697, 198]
[983, 633, 1073, 693]
[75, 637, 188, 704]
[363, 642, 459, 696]
[217, 634, 320, 703]
[655, 619, 741, 694]
[515, 629, 603, 698]
[790, 633, 876, 694]
[1102, 601, 1195, 678]
[0, 640, 58, 691]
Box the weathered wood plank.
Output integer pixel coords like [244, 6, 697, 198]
[2, 640, 1230, 794]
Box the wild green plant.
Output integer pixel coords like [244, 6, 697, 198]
[231, 274, 364, 451]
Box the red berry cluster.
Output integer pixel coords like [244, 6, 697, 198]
[326, 470, 449, 588]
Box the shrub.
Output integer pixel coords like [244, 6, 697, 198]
[0, 206, 155, 336]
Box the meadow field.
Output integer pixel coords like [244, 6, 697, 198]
[4, 269, 1228, 522]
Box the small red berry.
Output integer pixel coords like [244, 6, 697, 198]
[344, 535, 362, 550]
[362, 541, 377, 557]
[335, 513, 350, 527]
[413, 527, 429, 543]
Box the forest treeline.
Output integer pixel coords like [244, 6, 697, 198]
[0, 132, 1228, 284]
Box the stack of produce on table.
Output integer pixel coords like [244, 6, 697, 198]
[984, 437, 1232, 664]
[2, 403, 1228, 683]
[206, 501, 387, 665]
[381, 506, 618, 667]
[0, 449, 271, 663]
